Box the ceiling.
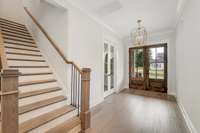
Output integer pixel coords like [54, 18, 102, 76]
[66, 0, 179, 37]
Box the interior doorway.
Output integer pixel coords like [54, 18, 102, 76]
[104, 42, 115, 97]
[129, 43, 167, 93]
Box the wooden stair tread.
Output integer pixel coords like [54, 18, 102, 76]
[19, 105, 76, 133]
[9, 66, 49, 68]
[45, 117, 81, 133]
[6, 52, 42, 57]
[7, 58, 46, 62]
[3, 36, 35, 44]
[4, 41, 37, 48]
[0, 23, 27, 31]
[2, 32, 34, 41]
[19, 87, 62, 98]
[0, 18, 26, 27]
[0, 25, 30, 34]
[5, 46, 40, 52]
[19, 79, 57, 86]
[19, 96, 66, 114]
[21, 72, 53, 76]
[1, 29, 32, 37]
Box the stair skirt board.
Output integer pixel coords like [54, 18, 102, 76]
[19, 91, 64, 106]
[21, 107, 77, 133]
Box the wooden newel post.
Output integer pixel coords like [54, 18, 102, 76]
[80, 68, 91, 133]
[1, 69, 20, 133]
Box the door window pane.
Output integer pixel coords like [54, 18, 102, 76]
[130, 48, 144, 79]
[149, 63, 156, 79]
[157, 63, 164, 79]
[148, 47, 165, 79]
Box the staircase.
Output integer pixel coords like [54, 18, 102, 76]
[0, 16, 90, 133]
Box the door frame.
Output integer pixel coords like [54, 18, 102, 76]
[103, 40, 116, 98]
[129, 43, 168, 93]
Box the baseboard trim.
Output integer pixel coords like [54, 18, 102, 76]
[177, 100, 198, 133]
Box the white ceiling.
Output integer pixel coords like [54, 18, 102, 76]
[66, 0, 179, 37]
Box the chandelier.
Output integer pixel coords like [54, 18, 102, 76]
[131, 20, 147, 46]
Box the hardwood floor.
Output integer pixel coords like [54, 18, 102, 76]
[86, 89, 187, 133]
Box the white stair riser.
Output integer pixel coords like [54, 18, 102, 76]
[19, 101, 68, 123]
[19, 75, 55, 82]
[19, 90, 63, 106]
[6, 54, 44, 60]
[5, 48, 41, 55]
[28, 110, 77, 133]
[19, 82, 59, 93]
[17, 68, 52, 74]
[8, 60, 48, 66]
[5, 43, 39, 51]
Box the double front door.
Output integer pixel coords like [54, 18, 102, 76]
[129, 44, 167, 93]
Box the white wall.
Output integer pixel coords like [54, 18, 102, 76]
[0, 0, 26, 24]
[23, 0, 125, 107]
[176, 0, 200, 132]
[124, 30, 176, 95]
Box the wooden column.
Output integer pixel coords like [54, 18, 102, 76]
[1, 69, 20, 133]
[80, 68, 91, 133]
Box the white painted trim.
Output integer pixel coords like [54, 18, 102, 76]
[44, 0, 67, 11]
[90, 97, 104, 108]
[63, 1, 122, 39]
[177, 100, 198, 133]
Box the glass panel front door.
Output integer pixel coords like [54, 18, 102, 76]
[129, 44, 167, 92]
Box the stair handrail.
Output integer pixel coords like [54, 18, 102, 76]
[24, 7, 91, 132]
[24, 7, 82, 73]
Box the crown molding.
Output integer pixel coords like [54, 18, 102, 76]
[63, 1, 123, 39]
[44, 0, 67, 11]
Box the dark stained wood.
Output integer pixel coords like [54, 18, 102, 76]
[129, 43, 168, 93]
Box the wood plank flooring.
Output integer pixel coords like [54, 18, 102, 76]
[86, 89, 188, 133]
